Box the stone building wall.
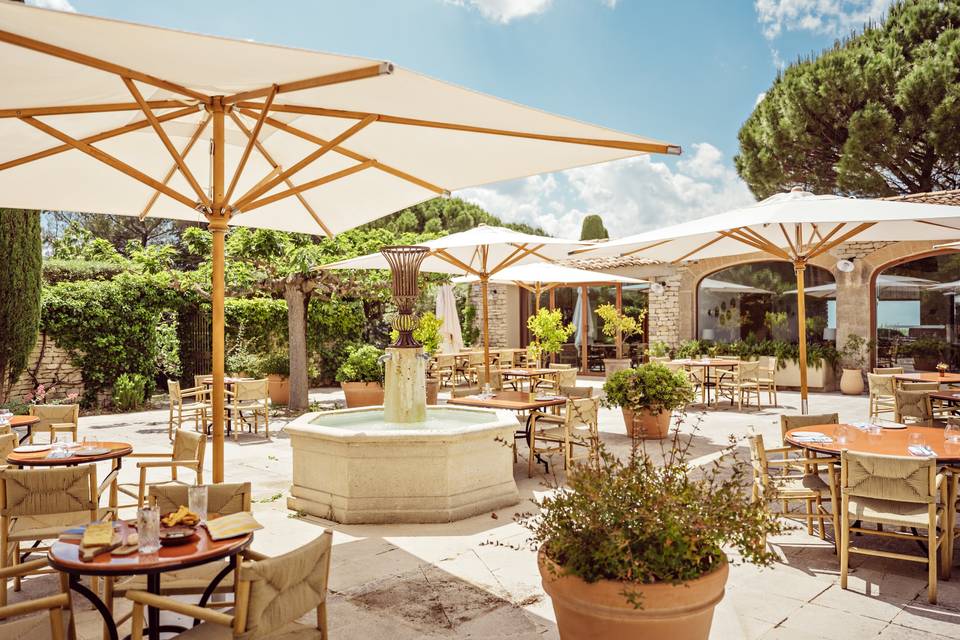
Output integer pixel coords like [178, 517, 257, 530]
[469, 282, 510, 348]
[6, 333, 84, 402]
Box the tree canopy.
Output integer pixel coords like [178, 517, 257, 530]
[736, 0, 960, 198]
[579, 214, 609, 240]
[363, 196, 546, 236]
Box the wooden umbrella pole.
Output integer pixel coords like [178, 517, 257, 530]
[481, 274, 491, 381]
[210, 98, 227, 483]
[794, 260, 809, 415]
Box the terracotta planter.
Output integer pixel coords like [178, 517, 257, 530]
[914, 356, 939, 372]
[425, 377, 439, 405]
[839, 369, 863, 395]
[621, 407, 671, 439]
[341, 381, 384, 408]
[603, 358, 633, 379]
[539, 550, 728, 640]
[267, 374, 290, 405]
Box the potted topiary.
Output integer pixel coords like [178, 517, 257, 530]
[838, 334, 867, 395]
[259, 352, 290, 405]
[336, 345, 385, 408]
[646, 340, 671, 361]
[595, 303, 646, 377]
[602, 362, 694, 439]
[524, 437, 784, 639]
[527, 308, 575, 368]
[392, 311, 443, 404]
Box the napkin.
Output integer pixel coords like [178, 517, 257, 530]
[908, 445, 936, 457]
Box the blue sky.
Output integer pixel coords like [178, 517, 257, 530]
[29, 0, 894, 237]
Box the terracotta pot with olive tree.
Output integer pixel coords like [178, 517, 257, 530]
[259, 352, 291, 405]
[602, 362, 694, 439]
[595, 303, 645, 378]
[336, 345, 385, 408]
[838, 334, 867, 395]
[527, 308, 575, 369]
[392, 311, 443, 404]
[522, 433, 784, 640]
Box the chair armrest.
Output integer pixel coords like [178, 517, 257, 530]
[137, 460, 200, 470]
[0, 593, 69, 620]
[49, 422, 76, 429]
[0, 557, 48, 579]
[128, 452, 174, 460]
[763, 445, 802, 455]
[767, 457, 837, 466]
[124, 590, 233, 626]
[242, 548, 270, 561]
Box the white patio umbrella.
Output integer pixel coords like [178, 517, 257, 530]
[434, 283, 464, 354]
[787, 275, 937, 299]
[0, 3, 679, 478]
[572, 289, 594, 348]
[323, 226, 587, 377]
[573, 188, 960, 412]
[700, 278, 772, 295]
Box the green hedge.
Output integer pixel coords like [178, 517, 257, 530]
[675, 338, 840, 369]
[43, 259, 127, 283]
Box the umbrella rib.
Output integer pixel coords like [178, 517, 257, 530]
[0, 105, 198, 172]
[123, 77, 210, 207]
[673, 233, 726, 263]
[140, 114, 212, 220]
[489, 244, 529, 275]
[18, 116, 198, 210]
[240, 161, 375, 213]
[222, 63, 390, 105]
[616, 238, 674, 258]
[224, 85, 278, 205]
[0, 28, 209, 103]
[0, 100, 194, 118]
[228, 111, 333, 237]
[806, 223, 875, 260]
[245, 102, 679, 155]
[236, 108, 448, 195]
[434, 249, 478, 275]
[232, 114, 377, 212]
[778, 224, 798, 256]
[803, 223, 845, 259]
[739, 226, 785, 257]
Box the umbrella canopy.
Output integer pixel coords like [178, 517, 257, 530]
[574, 188, 960, 412]
[0, 3, 679, 479]
[787, 275, 938, 299]
[700, 278, 772, 295]
[452, 261, 647, 294]
[573, 289, 595, 348]
[324, 225, 588, 374]
[435, 284, 464, 354]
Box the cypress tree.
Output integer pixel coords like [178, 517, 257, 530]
[0, 209, 42, 401]
[579, 214, 609, 241]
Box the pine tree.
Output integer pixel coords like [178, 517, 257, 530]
[0, 209, 42, 401]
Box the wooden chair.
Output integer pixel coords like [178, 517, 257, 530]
[126, 531, 333, 640]
[497, 350, 515, 367]
[901, 382, 939, 392]
[167, 380, 211, 441]
[894, 389, 934, 426]
[649, 356, 671, 363]
[116, 430, 206, 510]
[756, 356, 778, 405]
[0, 434, 15, 470]
[433, 354, 456, 388]
[538, 367, 576, 393]
[476, 367, 503, 391]
[0, 558, 75, 640]
[105, 483, 253, 628]
[717, 361, 761, 410]
[559, 385, 593, 399]
[867, 373, 897, 420]
[839, 450, 947, 603]
[450, 386, 482, 398]
[227, 378, 270, 441]
[465, 353, 485, 384]
[873, 367, 904, 375]
[747, 434, 838, 548]
[28, 404, 78, 444]
[0, 465, 109, 606]
[528, 398, 600, 477]
[780, 413, 839, 446]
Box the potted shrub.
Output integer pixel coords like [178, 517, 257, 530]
[646, 340, 671, 361]
[838, 334, 867, 395]
[259, 352, 290, 405]
[595, 303, 645, 377]
[524, 438, 784, 639]
[391, 311, 443, 404]
[336, 345, 385, 408]
[905, 336, 948, 372]
[602, 362, 694, 439]
[527, 308, 575, 368]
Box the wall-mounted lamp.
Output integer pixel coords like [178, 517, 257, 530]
[650, 282, 666, 295]
[836, 259, 855, 273]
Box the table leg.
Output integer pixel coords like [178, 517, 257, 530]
[524, 412, 549, 473]
[70, 574, 119, 640]
[194, 555, 237, 626]
[17, 425, 32, 445]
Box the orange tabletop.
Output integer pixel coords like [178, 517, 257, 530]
[7, 414, 39, 428]
[447, 389, 566, 412]
[501, 368, 556, 377]
[48, 520, 252, 577]
[785, 423, 960, 463]
[671, 358, 741, 368]
[6, 441, 132, 467]
[895, 372, 960, 384]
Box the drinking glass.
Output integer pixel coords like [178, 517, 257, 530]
[945, 419, 960, 444]
[188, 485, 208, 524]
[0, 409, 11, 425]
[482, 383, 493, 397]
[835, 424, 850, 445]
[908, 432, 925, 448]
[137, 507, 161, 553]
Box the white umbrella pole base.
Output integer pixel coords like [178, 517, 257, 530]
[383, 346, 427, 423]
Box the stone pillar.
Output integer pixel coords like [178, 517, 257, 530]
[383, 346, 426, 424]
[648, 271, 683, 347]
[470, 283, 509, 348]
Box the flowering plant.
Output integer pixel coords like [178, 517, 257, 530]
[25, 383, 79, 405]
[937, 362, 949, 374]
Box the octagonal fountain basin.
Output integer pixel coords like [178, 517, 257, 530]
[286, 406, 521, 524]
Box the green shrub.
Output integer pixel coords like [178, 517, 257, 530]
[113, 373, 148, 411]
[335, 345, 384, 384]
[42, 259, 127, 283]
[647, 341, 671, 358]
[258, 352, 290, 377]
[390, 311, 443, 355]
[602, 362, 694, 415]
[527, 308, 575, 366]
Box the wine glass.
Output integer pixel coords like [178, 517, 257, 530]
[945, 419, 960, 444]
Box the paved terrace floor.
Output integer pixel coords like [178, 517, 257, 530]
[8, 384, 960, 639]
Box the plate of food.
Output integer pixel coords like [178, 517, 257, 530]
[159, 506, 200, 546]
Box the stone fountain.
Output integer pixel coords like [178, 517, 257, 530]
[286, 246, 519, 524]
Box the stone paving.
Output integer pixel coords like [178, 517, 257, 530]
[7, 384, 960, 639]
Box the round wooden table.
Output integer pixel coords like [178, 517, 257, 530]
[4, 414, 39, 444]
[49, 521, 252, 640]
[895, 372, 960, 385]
[6, 440, 132, 467]
[785, 423, 960, 463]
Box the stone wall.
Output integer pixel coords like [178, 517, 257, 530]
[469, 282, 510, 348]
[5, 333, 84, 402]
[647, 271, 683, 347]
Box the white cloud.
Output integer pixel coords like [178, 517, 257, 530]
[26, 0, 76, 11]
[444, 0, 618, 24]
[455, 142, 755, 238]
[755, 0, 892, 40]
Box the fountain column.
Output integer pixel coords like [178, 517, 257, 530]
[380, 246, 430, 424]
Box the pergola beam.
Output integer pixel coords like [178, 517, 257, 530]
[240, 161, 375, 213]
[19, 115, 198, 210]
[237, 101, 681, 155]
[140, 114, 212, 220]
[222, 63, 390, 104]
[0, 27, 209, 102]
[0, 100, 192, 118]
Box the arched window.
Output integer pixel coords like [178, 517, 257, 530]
[875, 254, 960, 371]
[697, 261, 835, 343]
